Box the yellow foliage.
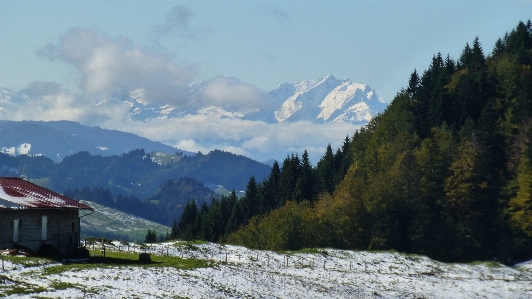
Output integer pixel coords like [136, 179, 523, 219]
[509, 156, 532, 237]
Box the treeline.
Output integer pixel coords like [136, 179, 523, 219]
[169, 145, 353, 242]
[65, 177, 218, 226]
[177, 21, 532, 264]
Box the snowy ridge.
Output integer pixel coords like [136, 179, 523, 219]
[272, 75, 386, 124]
[117, 75, 387, 124]
[1, 241, 531, 298]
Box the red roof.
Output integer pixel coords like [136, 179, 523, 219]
[0, 177, 92, 210]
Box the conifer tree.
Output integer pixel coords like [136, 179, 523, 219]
[144, 229, 158, 243]
[316, 145, 335, 194]
[298, 150, 315, 201]
[178, 200, 198, 240]
[241, 176, 259, 222]
[170, 219, 179, 240]
[259, 161, 281, 212]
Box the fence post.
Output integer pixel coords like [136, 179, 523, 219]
[1, 254, 4, 272]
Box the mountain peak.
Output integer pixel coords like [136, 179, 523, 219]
[271, 76, 386, 124]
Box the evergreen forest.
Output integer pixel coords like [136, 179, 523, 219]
[172, 21, 532, 264]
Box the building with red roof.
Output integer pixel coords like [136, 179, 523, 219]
[0, 177, 92, 255]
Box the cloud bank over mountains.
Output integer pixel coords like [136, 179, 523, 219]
[2, 27, 385, 163]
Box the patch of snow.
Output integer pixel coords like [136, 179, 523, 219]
[2, 241, 531, 298]
[16, 143, 31, 155]
[1, 147, 16, 156]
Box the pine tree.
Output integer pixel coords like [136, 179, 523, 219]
[241, 176, 259, 222]
[178, 200, 198, 240]
[407, 69, 420, 98]
[298, 150, 315, 201]
[315, 145, 335, 194]
[170, 219, 179, 240]
[278, 154, 301, 204]
[259, 161, 281, 212]
[144, 229, 157, 243]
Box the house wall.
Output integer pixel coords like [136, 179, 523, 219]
[0, 209, 80, 255]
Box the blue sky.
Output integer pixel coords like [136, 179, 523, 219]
[0, 0, 531, 162]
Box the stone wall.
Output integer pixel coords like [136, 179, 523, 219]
[0, 209, 80, 255]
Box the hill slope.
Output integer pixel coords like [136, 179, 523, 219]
[80, 200, 170, 242]
[0, 120, 190, 162]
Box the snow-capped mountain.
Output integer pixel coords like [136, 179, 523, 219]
[120, 75, 386, 124]
[270, 75, 386, 124]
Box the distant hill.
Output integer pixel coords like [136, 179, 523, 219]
[80, 200, 171, 242]
[0, 147, 270, 200]
[0, 120, 191, 162]
[67, 177, 220, 226]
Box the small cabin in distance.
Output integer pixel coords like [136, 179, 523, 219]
[0, 177, 92, 255]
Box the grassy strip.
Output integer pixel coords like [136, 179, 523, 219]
[43, 250, 210, 275]
[1, 255, 53, 267]
[2, 285, 48, 296]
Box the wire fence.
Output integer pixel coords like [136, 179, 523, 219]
[81, 238, 532, 282]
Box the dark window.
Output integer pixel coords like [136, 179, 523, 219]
[72, 222, 75, 231]
[37, 219, 41, 227]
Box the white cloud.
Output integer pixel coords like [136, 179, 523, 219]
[109, 116, 360, 163]
[194, 76, 267, 112]
[2, 81, 130, 124]
[38, 28, 194, 103]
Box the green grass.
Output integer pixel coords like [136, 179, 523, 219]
[2, 285, 47, 296]
[42, 250, 210, 275]
[51, 281, 77, 290]
[1, 255, 53, 267]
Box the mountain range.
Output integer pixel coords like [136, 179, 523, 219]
[122, 75, 386, 124]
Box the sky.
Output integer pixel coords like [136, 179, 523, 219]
[0, 0, 531, 163]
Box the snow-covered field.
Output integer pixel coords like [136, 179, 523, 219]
[1, 241, 531, 298]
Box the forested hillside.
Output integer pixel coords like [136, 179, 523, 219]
[175, 21, 532, 264]
[0, 148, 270, 198]
[65, 177, 218, 226]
